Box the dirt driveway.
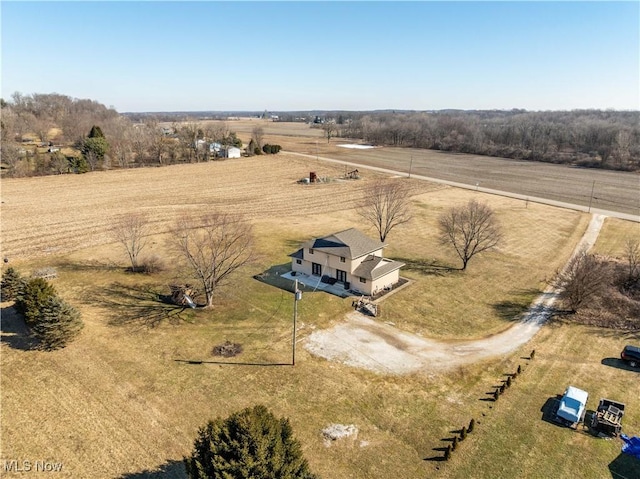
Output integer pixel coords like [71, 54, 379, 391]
[304, 214, 605, 375]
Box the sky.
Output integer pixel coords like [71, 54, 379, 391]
[1, 1, 638, 112]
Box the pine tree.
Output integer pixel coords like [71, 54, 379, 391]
[15, 277, 57, 326]
[1, 267, 27, 301]
[468, 418, 475, 434]
[31, 296, 83, 350]
[88, 125, 105, 138]
[184, 405, 319, 479]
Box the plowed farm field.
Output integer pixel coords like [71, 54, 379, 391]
[0, 154, 440, 261]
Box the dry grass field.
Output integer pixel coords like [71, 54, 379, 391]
[1, 152, 639, 478]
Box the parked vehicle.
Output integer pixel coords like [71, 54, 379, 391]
[554, 386, 589, 429]
[620, 345, 640, 368]
[590, 398, 625, 436]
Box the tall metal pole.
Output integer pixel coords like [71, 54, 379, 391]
[588, 180, 595, 213]
[408, 155, 413, 178]
[292, 279, 298, 366]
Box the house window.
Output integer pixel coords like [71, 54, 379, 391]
[359, 277, 367, 283]
[296, 259, 302, 264]
[312, 262, 322, 276]
[340, 256, 345, 263]
[336, 270, 347, 283]
[309, 248, 314, 254]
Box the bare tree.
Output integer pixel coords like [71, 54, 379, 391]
[438, 200, 502, 270]
[112, 213, 150, 271]
[624, 238, 640, 281]
[550, 249, 607, 312]
[251, 126, 265, 150]
[357, 179, 412, 242]
[322, 121, 336, 143]
[171, 213, 254, 308]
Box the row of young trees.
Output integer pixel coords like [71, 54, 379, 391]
[338, 110, 640, 171]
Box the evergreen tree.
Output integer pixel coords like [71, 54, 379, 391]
[184, 405, 319, 479]
[15, 277, 57, 326]
[88, 125, 105, 138]
[1, 267, 27, 301]
[247, 139, 257, 156]
[31, 295, 83, 350]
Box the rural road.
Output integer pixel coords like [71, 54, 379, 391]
[287, 151, 640, 223]
[304, 214, 605, 375]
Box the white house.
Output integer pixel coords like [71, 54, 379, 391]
[289, 228, 404, 296]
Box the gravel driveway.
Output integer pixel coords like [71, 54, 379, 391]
[304, 214, 605, 375]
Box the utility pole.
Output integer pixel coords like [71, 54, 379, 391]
[292, 279, 301, 366]
[408, 155, 413, 178]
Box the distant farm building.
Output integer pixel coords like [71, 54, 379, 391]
[220, 146, 241, 158]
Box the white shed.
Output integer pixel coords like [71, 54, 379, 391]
[221, 146, 241, 158]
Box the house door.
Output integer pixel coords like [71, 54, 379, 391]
[336, 269, 347, 283]
[312, 262, 322, 276]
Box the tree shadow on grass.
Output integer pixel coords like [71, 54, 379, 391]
[0, 306, 37, 351]
[492, 288, 543, 322]
[116, 459, 187, 478]
[392, 257, 457, 276]
[90, 282, 191, 329]
[57, 258, 122, 273]
[587, 327, 640, 341]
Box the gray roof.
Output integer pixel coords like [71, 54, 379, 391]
[289, 248, 304, 259]
[300, 228, 385, 260]
[352, 255, 405, 280]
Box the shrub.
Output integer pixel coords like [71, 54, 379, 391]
[451, 436, 458, 451]
[460, 426, 467, 441]
[184, 405, 318, 479]
[1, 267, 27, 301]
[506, 376, 512, 388]
[139, 255, 165, 274]
[493, 390, 499, 401]
[31, 295, 83, 350]
[444, 445, 451, 461]
[262, 144, 282, 154]
[517, 364, 522, 374]
[530, 349, 536, 360]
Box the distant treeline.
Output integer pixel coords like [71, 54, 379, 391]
[2, 92, 638, 176]
[0, 93, 245, 177]
[337, 110, 640, 171]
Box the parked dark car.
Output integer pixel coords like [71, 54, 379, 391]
[620, 345, 640, 368]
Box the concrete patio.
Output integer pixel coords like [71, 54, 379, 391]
[280, 271, 357, 299]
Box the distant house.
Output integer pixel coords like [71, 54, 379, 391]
[289, 228, 404, 296]
[220, 146, 241, 158]
[209, 142, 222, 153]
